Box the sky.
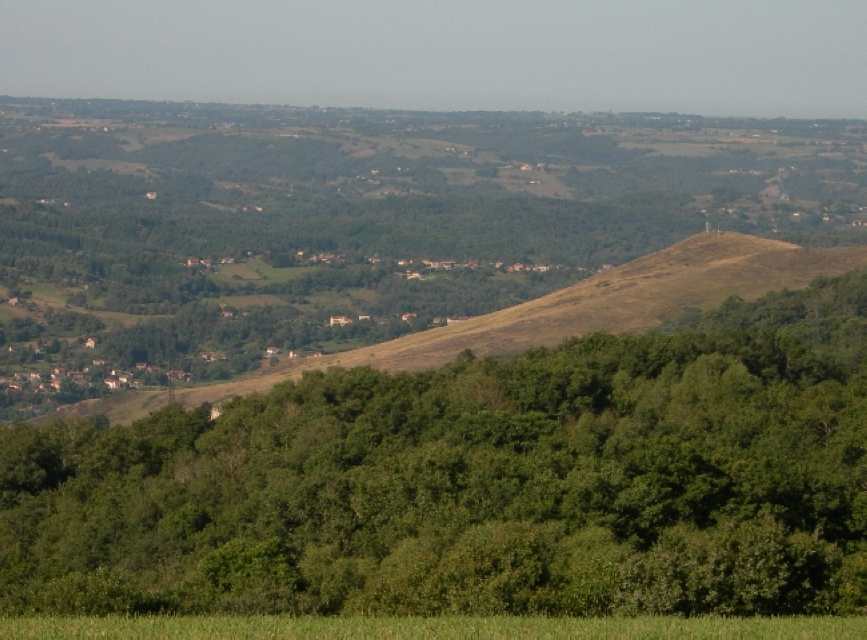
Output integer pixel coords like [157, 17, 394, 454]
[1, 0, 866, 118]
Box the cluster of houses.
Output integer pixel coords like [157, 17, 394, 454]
[446, 147, 472, 159]
[1, 330, 193, 400]
[0, 367, 87, 394]
[725, 169, 765, 177]
[325, 311, 472, 329]
[182, 249, 564, 278]
[503, 263, 553, 273]
[262, 346, 321, 360]
[517, 162, 548, 172]
[35, 198, 72, 208]
[329, 315, 355, 327]
[184, 256, 243, 270]
[184, 257, 214, 269]
[327, 312, 414, 328]
[259, 311, 450, 361]
[0, 360, 160, 397]
[103, 368, 140, 391]
[103, 362, 190, 392]
[395, 257, 558, 280]
[298, 251, 345, 265]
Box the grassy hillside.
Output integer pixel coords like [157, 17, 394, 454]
[68, 232, 867, 422]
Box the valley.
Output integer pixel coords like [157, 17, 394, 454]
[3, 98, 867, 422]
[69, 231, 867, 422]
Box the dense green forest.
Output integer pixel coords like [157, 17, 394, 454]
[2, 270, 867, 616]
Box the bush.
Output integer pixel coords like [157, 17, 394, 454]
[32, 568, 173, 615]
[429, 521, 562, 614]
[550, 526, 631, 615]
[837, 548, 867, 614]
[618, 515, 840, 615]
[199, 537, 301, 613]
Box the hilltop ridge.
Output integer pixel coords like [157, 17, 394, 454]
[66, 232, 867, 422]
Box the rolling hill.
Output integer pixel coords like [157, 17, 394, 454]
[64, 232, 867, 423]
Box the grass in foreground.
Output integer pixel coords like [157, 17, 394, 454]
[2, 617, 866, 640]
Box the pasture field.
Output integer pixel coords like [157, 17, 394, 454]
[338, 133, 476, 160]
[293, 287, 380, 313]
[0, 304, 29, 322]
[212, 259, 318, 287]
[41, 152, 154, 177]
[17, 282, 164, 328]
[212, 294, 290, 308]
[113, 127, 201, 152]
[28, 282, 76, 307]
[2, 616, 866, 640]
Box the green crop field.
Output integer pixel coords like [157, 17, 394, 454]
[212, 294, 290, 308]
[212, 259, 319, 287]
[2, 617, 866, 640]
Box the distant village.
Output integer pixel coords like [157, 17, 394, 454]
[0, 243, 586, 414]
[181, 248, 570, 277]
[0, 335, 181, 401]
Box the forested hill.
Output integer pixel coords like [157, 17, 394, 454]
[2, 271, 867, 616]
[666, 267, 867, 386]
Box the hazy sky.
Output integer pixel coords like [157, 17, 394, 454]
[2, 0, 866, 118]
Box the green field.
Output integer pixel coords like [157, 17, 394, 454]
[212, 294, 290, 308]
[0, 305, 26, 322]
[212, 259, 318, 287]
[2, 616, 865, 639]
[294, 287, 380, 313]
[28, 282, 77, 307]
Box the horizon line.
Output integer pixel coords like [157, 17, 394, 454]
[2, 93, 865, 123]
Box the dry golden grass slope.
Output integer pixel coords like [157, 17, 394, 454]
[65, 232, 867, 423]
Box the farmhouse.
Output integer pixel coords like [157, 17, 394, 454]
[167, 370, 191, 382]
[422, 259, 457, 270]
[329, 315, 353, 328]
